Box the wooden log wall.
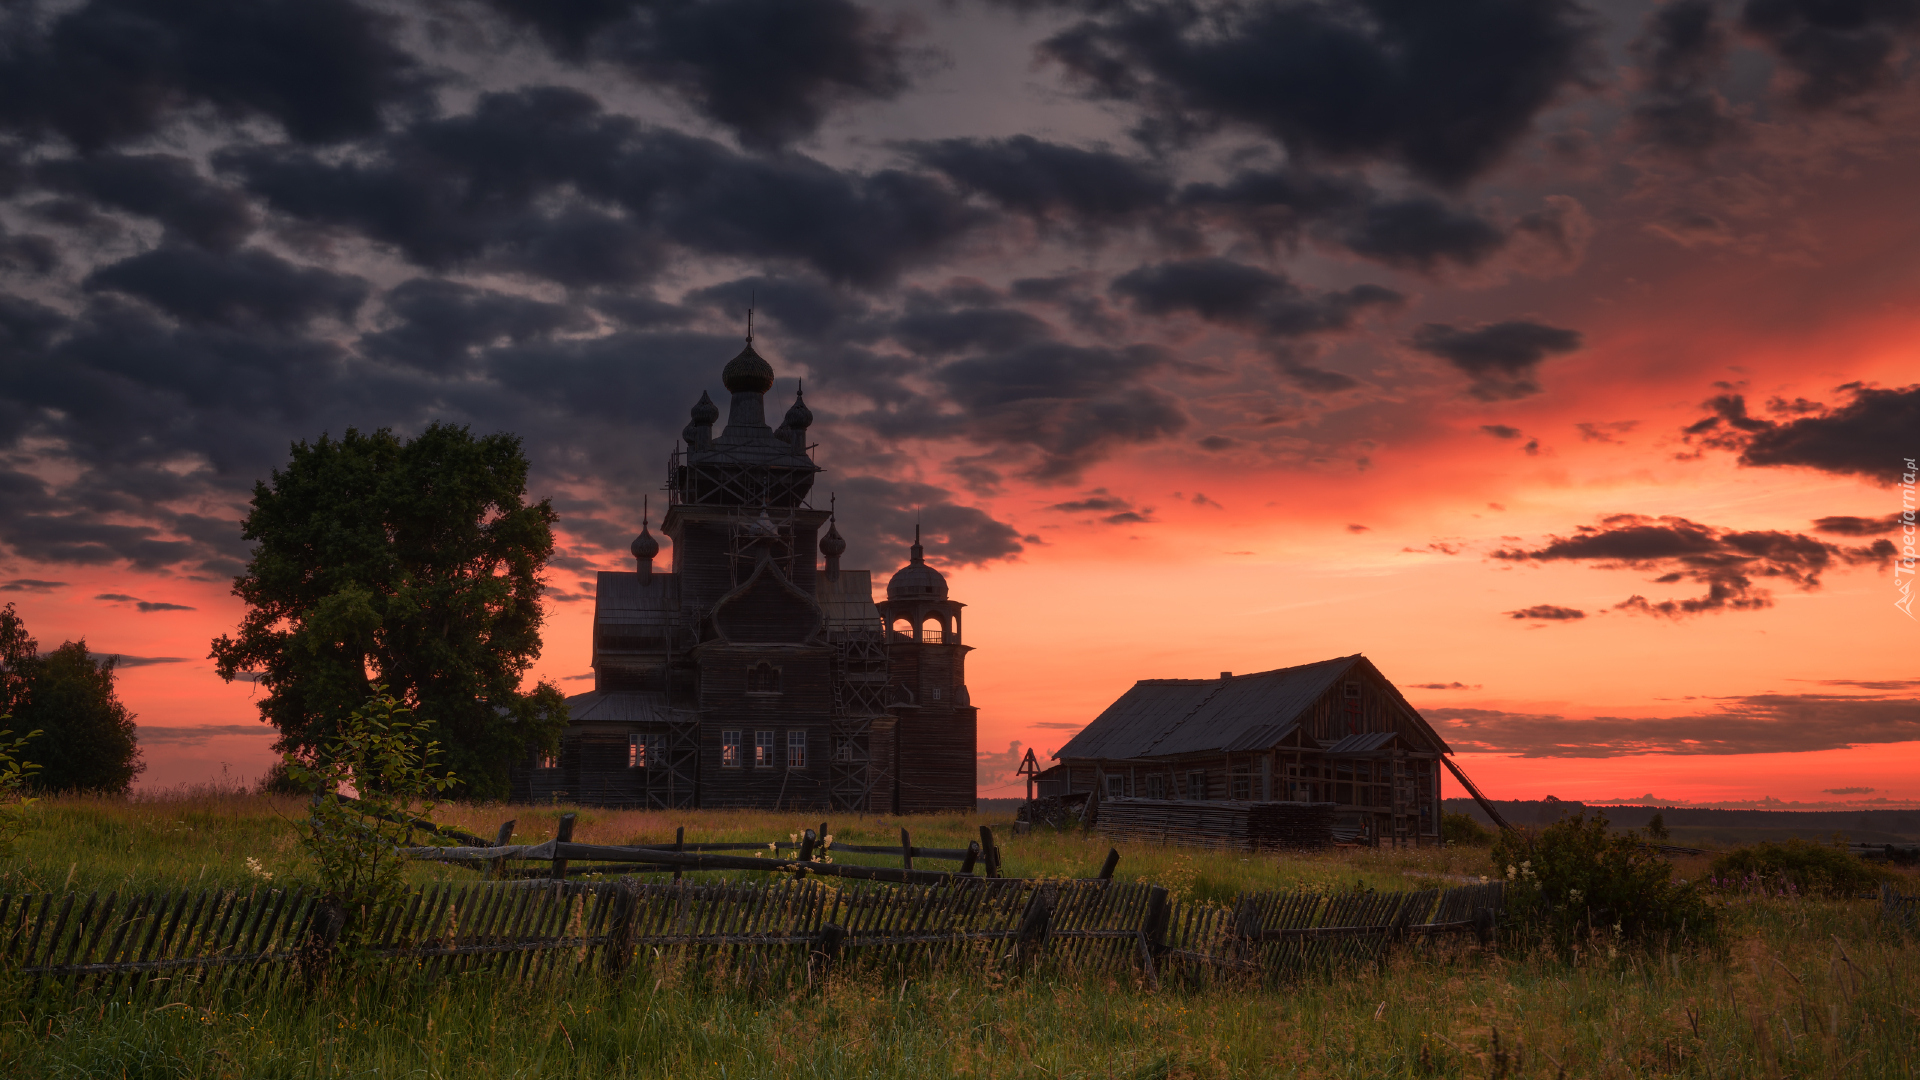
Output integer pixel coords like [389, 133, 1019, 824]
[1094, 797, 1336, 849]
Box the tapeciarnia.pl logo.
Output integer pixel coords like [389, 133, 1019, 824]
[1898, 457, 1916, 619]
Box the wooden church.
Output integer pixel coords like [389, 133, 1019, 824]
[510, 336, 978, 812]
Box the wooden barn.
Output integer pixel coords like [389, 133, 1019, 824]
[509, 336, 978, 812]
[1044, 656, 1452, 845]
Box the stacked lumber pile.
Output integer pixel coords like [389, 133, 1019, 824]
[1015, 792, 1091, 829]
[1096, 798, 1335, 850]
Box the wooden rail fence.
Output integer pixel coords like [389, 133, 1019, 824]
[0, 879, 1504, 1002]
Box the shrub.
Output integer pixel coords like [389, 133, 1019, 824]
[0, 718, 40, 859]
[1709, 839, 1889, 897]
[282, 688, 457, 927]
[1443, 811, 1495, 846]
[1492, 809, 1717, 955]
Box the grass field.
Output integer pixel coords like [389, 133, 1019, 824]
[3, 791, 1918, 1079]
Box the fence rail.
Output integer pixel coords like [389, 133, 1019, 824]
[0, 877, 1503, 1002]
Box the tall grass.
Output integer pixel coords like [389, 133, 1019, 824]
[3, 792, 1916, 1078]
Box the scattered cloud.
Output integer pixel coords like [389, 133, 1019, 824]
[1429, 690, 1920, 757]
[1823, 786, 1875, 795]
[1576, 420, 1639, 444]
[1346, 523, 1371, 533]
[1493, 513, 1892, 617]
[1811, 514, 1905, 536]
[1684, 385, 1920, 484]
[1410, 320, 1582, 400]
[135, 724, 275, 746]
[1505, 604, 1586, 621]
[1411, 682, 1482, 690]
[0, 579, 66, 593]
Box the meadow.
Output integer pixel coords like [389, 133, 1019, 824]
[1, 790, 1917, 1079]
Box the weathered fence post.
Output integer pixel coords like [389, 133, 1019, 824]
[899, 827, 913, 871]
[1232, 896, 1263, 967]
[1473, 905, 1497, 946]
[298, 899, 347, 993]
[1135, 885, 1169, 990]
[1097, 848, 1120, 881]
[1012, 887, 1054, 969]
[979, 826, 1000, 878]
[603, 882, 637, 982]
[799, 828, 818, 862]
[673, 826, 684, 882]
[551, 813, 576, 880]
[488, 819, 517, 880]
[959, 840, 979, 875]
[809, 922, 844, 984]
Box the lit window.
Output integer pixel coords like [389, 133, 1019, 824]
[535, 751, 558, 770]
[721, 730, 741, 768]
[754, 730, 774, 768]
[629, 734, 642, 768]
[630, 734, 663, 769]
[787, 730, 806, 769]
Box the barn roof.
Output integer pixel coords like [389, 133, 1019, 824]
[1056, 655, 1363, 761]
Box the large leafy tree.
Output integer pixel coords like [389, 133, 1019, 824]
[211, 424, 568, 799]
[0, 604, 145, 794]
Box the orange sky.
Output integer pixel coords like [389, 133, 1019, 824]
[2, 0, 1916, 810]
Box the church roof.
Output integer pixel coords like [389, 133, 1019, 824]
[815, 569, 881, 628]
[1056, 655, 1447, 760]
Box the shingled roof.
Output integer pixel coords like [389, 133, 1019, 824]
[1055, 655, 1448, 760]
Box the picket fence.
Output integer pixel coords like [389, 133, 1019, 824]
[0, 877, 1505, 1002]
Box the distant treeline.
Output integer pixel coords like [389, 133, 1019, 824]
[1442, 799, 1920, 835]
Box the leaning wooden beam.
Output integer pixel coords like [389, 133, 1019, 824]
[1439, 755, 1517, 833]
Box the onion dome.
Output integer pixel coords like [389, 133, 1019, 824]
[886, 525, 948, 601]
[630, 525, 659, 563]
[690, 391, 720, 426]
[783, 384, 813, 432]
[819, 520, 846, 558]
[721, 343, 775, 395]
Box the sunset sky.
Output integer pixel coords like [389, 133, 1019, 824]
[0, 0, 1915, 808]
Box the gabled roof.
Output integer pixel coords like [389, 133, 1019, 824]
[1057, 655, 1361, 761]
[1325, 731, 1400, 754]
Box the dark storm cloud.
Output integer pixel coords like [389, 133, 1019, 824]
[0, 226, 57, 275]
[1685, 385, 1920, 484]
[1506, 604, 1586, 620]
[902, 135, 1174, 226]
[929, 342, 1188, 482]
[0, 579, 65, 593]
[1630, 0, 1743, 152]
[222, 87, 981, 288]
[484, 0, 911, 150]
[893, 307, 1055, 356]
[1409, 320, 1583, 401]
[0, 0, 429, 151]
[1110, 257, 1400, 337]
[1481, 424, 1523, 439]
[825, 475, 1024, 567]
[85, 247, 369, 332]
[1493, 513, 1894, 617]
[36, 155, 256, 251]
[1741, 0, 1920, 110]
[1811, 514, 1904, 536]
[1035, 0, 1597, 189]
[1179, 165, 1512, 271]
[1428, 692, 1920, 757]
[687, 276, 873, 340]
[362, 279, 589, 374]
[1276, 356, 1359, 393]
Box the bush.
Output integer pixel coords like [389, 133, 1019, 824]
[283, 688, 457, 927]
[1492, 809, 1717, 955]
[1709, 838, 1889, 897]
[1443, 811, 1495, 846]
[0, 718, 39, 859]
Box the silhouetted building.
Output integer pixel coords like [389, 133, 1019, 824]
[1045, 656, 1448, 844]
[511, 336, 977, 812]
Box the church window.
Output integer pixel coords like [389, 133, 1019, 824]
[754, 730, 774, 768]
[929, 687, 942, 701]
[748, 662, 780, 693]
[787, 730, 806, 769]
[534, 751, 558, 770]
[630, 734, 662, 769]
[721, 730, 741, 768]
[629, 734, 642, 768]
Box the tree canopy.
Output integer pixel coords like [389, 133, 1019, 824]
[0, 603, 145, 794]
[210, 423, 568, 799]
